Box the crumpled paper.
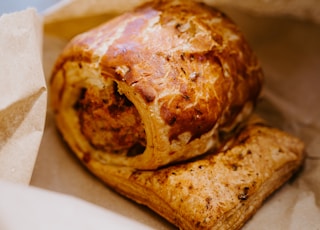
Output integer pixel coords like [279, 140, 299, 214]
[1, 0, 320, 229]
[0, 8, 47, 184]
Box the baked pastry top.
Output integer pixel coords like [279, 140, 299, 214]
[50, 0, 263, 170]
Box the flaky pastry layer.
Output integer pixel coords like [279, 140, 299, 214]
[81, 118, 305, 230]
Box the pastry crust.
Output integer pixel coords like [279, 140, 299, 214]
[81, 118, 305, 230]
[50, 0, 263, 169]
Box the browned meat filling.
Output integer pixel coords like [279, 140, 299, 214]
[73, 82, 146, 156]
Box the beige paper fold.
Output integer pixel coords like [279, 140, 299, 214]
[0, 9, 47, 184]
[43, 0, 145, 24]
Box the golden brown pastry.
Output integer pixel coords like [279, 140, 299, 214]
[79, 118, 305, 230]
[50, 0, 263, 170]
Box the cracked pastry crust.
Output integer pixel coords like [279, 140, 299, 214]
[50, 0, 263, 169]
[78, 118, 305, 230]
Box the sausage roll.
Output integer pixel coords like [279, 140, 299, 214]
[50, 0, 263, 169]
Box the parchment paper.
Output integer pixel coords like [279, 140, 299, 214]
[0, 0, 319, 229]
[0, 8, 47, 184]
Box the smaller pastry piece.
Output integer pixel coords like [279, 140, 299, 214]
[81, 118, 305, 230]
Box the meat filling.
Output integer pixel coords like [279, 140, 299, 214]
[73, 81, 146, 156]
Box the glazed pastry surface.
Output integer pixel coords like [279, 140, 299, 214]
[50, 0, 263, 169]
